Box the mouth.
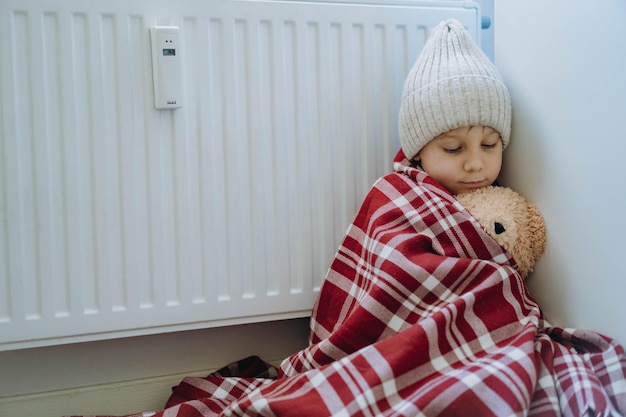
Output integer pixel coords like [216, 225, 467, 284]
[461, 180, 487, 189]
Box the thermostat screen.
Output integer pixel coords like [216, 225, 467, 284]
[163, 48, 176, 56]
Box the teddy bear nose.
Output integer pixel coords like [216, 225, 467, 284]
[494, 222, 506, 235]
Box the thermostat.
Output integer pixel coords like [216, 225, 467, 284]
[150, 26, 182, 109]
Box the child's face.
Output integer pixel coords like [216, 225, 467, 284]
[416, 125, 503, 195]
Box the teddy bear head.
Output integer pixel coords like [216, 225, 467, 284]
[456, 186, 547, 278]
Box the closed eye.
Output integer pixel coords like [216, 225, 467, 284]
[443, 146, 462, 153]
[482, 143, 498, 149]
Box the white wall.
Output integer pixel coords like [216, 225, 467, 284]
[0, 318, 310, 416]
[495, 0, 626, 344]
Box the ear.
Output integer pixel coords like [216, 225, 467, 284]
[526, 202, 547, 260]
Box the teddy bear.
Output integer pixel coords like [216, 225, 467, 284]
[456, 186, 547, 278]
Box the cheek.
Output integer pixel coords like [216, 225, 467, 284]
[421, 157, 452, 179]
[489, 153, 503, 175]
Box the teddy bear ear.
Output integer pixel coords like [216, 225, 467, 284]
[526, 202, 547, 262]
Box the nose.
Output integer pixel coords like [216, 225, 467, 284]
[463, 149, 484, 172]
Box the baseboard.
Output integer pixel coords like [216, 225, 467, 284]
[0, 368, 214, 417]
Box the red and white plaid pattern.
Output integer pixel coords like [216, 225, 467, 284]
[73, 151, 626, 417]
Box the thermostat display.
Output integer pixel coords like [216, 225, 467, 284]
[150, 26, 182, 109]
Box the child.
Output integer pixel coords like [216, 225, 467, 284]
[277, 23, 625, 414]
[281, 19, 519, 378]
[398, 18, 511, 195]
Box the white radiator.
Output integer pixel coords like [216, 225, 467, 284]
[0, 0, 480, 350]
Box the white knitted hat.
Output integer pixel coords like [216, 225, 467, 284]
[398, 19, 511, 160]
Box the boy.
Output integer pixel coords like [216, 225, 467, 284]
[398, 18, 511, 195]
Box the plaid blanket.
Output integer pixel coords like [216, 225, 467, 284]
[76, 152, 626, 417]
